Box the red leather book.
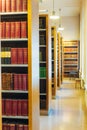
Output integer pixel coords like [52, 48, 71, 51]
[6, 0, 11, 12]
[12, 100, 17, 116]
[18, 74, 22, 90]
[21, 100, 28, 116]
[23, 48, 28, 64]
[23, 125, 28, 130]
[17, 124, 24, 130]
[2, 99, 5, 115]
[11, 0, 16, 12]
[11, 22, 15, 38]
[6, 22, 11, 38]
[2, 0, 6, 12]
[0, 22, 2, 39]
[23, 0, 27, 11]
[16, 0, 23, 12]
[22, 74, 28, 91]
[2, 22, 6, 39]
[11, 48, 18, 64]
[14, 74, 18, 90]
[10, 124, 15, 130]
[21, 21, 27, 38]
[17, 48, 23, 64]
[5, 99, 12, 116]
[17, 100, 22, 116]
[3, 124, 10, 130]
[15, 22, 21, 38]
[0, 0, 2, 12]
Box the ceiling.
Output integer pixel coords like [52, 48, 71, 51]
[39, 0, 82, 17]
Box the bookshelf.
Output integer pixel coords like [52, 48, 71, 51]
[39, 14, 52, 115]
[63, 40, 80, 78]
[0, 0, 39, 130]
[60, 37, 63, 83]
[51, 27, 57, 99]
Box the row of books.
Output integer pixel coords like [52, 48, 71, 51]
[2, 99, 28, 116]
[64, 61, 78, 64]
[64, 54, 78, 58]
[40, 67, 46, 78]
[64, 48, 78, 52]
[64, 68, 78, 71]
[39, 17, 46, 29]
[0, 21, 27, 39]
[39, 35, 46, 45]
[0, 0, 27, 12]
[39, 51, 46, 61]
[3, 124, 28, 130]
[1, 47, 28, 64]
[63, 42, 78, 46]
[2, 73, 28, 90]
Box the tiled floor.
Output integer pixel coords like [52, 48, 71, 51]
[40, 80, 87, 130]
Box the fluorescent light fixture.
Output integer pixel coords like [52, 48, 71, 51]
[50, 11, 60, 20]
[58, 27, 64, 31]
[39, 9, 48, 13]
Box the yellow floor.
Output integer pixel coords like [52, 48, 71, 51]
[40, 80, 87, 130]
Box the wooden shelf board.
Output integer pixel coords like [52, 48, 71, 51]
[2, 90, 28, 93]
[0, 12, 27, 15]
[1, 64, 28, 67]
[2, 116, 28, 119]
[1, 38, 28, 41]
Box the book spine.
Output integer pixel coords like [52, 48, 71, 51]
[22, 74, 28, 91]
[6, 22, 11, 38]
[16, 0, 23, 12]
[15, 22, 21, 38]
[21, 100, 28, 116]
[23, 48, 28, 64]
[5, 99, 12, 115]
[18, 74, 22, 90]
[21, 21, 27, 38]
[2, 99, 5, 115]
[12, 100, 17, 116]
[17, 100, 22, 116]
[0, 0, 2, 12]
[2, 0, 6, 12]
[2, 22, 6, 39]
[24, 125, 28, 130]
[23, 0, 27, 11]
[11, 0, 16, 12]
[11, 48, 18, 64]
[6, 0, 11, 12]
[10, 124, 15, 130]
[0, 22, 2, 38]
[17, 48, 23, 64]
[1, 47, 5, 64]
[14, 74, 18, 90]
[11, 22, 15, 38]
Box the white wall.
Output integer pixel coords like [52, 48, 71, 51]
[61, 16, 80, 40]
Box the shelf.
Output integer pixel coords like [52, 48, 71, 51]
[39, 45, 46, 47]
[40, 93, 47, 96]
[1, 38, 28, 42]
[2, 90, 28, 94]
[64, 52, 78, 54]
[1, 64, 28, 67]
[40, 78, 46, 79]
[39, 29, 46, 31]
[64, 58, 77, 60]
[0, 12, 27, 15]
[64, 64, 78, 66]
[2, 116, 28, 120]
[40, 61, 46, 64]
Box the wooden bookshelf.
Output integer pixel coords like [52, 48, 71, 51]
[51, 27, 57, 99]
[39, 14, 52, 115]
[0, 0, 39, 130]
[63, 40, 80, 78]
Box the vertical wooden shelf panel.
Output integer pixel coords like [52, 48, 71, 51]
[60, 36, 63, 83]
[0, 0, 39, 130]
[63, 40, 80, 78]
[39, 14, 51, 115]
[51, 26, 57, 99]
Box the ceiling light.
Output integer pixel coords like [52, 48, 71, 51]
[58, 9, 64, 31]
[39, 9, 48, 13]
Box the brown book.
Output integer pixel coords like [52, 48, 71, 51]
[5, 99, 12, 115]
[21, 100, 28, 116]
[17, 100, 22, 116]
[11, 22, 15, 38]
[21, 21, 27, 38]
[18, 74, 22, 90]
[0, 22, 2, 38]
[11, 48, 18, 64]
[17, 48, 23, 64]
[6, 22, 11, 38]
[16, 0, 23, 12]
[2, 99, 5, 115]
[23, 0, 27, 11]
[6, 0, 11, 12]
[2, 22, 6, 39]
[3, 124, 10, 130]
[22, 74, 28, 91]
[12, 100, 17, 116]
[15, 22, 21, 38]
[23, 48, 28, 64]
[23, 125, 28, 130]
[10, 124, 15, 130]
[11, 0, 16, 12]
[2, 0, 6, 12]
[0, 0, 2, 12]
[14, 74, 18, 90]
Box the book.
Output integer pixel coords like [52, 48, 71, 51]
[17, 100, 22, 116]
[22, 74, 28, 90]
[21, 100, 28, 116]
[15, 22, 21, 38]
[4, 47, 11, 64]
[11, 0, 16, 12]
[17, 48, 23, 64]
[1, 47, 5, 64]
[6, 0, 11, 12]
[16, 0, 22, 12]
[17, 124, 24, 130]
[2, 22, 6, 39]
[24, 125, 28, 130]
[23, 0, 27, 11]
[10, 124, 15, 130]
[18, 74, 22, 90]
[2, 99, 5, 115]
[23, 48, 28, 64]
[14, 74, 18, 90]
[3, 124, 10, 130]
[21, 21, 27, 38]
[11, 22, 15, 38]
[0, 0, 2, 12]
[11, 48, 18, 64]
[5, 99, 12, 115]
[12, 100, 17, 116]
[2, 0, 6, 12]
[6, 22, 11, 38]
